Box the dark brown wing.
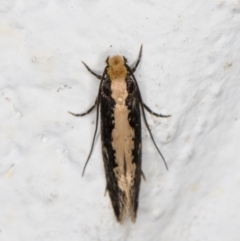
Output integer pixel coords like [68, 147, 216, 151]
[125, 74, 142, 222]
[100, 74, 141, 222]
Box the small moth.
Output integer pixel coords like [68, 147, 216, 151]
[69, 46, 170, 223]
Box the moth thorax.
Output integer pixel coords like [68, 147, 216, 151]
[107, 56, 127, 80]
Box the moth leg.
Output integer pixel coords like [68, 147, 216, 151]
[68, 97, 99, 176]
[131, 45, 143, 73]
[141, 170, 146, 181]
[68, 98, 98, 117]
[126, 65, 169, 171]
[68, 105, 95, 117]
[127, 66, 168, 170]
[80, 69, 107, 176]
[82, 61, 102, 80]
[81, 97, 101, 176]
[140, 102, 169, 171]
[143, 103, 171, 118]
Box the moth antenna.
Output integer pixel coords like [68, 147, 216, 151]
[131, 44, 143, 73]
[143, 103, 171, 118]
[82, 61, 102, 80]
[105, 56, 109, 64]
[140, 99, 169, 171]
[68, 101, 97, 117]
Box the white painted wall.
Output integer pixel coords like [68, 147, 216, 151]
[0, 1, 239, 240]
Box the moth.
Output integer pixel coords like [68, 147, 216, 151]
[69, 46, 170, 223]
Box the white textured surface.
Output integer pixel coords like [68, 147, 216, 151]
[1, 1, 240, 240]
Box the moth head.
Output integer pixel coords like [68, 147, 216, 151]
[107, 55, 127, 80]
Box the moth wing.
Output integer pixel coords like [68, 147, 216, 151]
[100, 76, 142, 222]
[125, 74, 142, 222]
[100, 76, 125, 221]
[100, 74, 142, 222]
